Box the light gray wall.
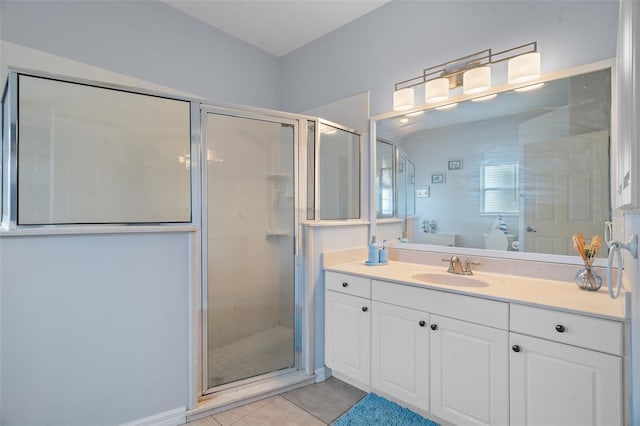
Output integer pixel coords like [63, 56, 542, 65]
[0, 0, 281, 109]
[281, 0, 619, 115]
[0, 231, 193, 426]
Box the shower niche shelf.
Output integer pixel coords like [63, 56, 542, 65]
[266, 230, 291, 237]
[266, 173, 290, 180]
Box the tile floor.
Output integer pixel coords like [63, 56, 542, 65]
[187, 377, 366, 425]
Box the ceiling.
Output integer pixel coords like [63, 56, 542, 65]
[163, 0, 391, 57]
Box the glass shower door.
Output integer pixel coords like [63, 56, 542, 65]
[203, 111, 296, 391]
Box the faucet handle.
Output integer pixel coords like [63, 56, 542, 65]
[463, 260, 480, 275]
[441, 258, 453, 273]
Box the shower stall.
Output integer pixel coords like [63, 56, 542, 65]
[201, 108, 301, 393]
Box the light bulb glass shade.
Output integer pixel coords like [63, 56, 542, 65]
[514, 82, 545, 92]
[435, 102, 458, 111]
[463, 66, 491, 94]
[508, 52, 540, 84]
[393, 88, 415, 111]
[471, 93, 498, 102]
[424, 78, 450, 103]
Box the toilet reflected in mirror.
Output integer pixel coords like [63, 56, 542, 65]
[484, 228, 509, 251]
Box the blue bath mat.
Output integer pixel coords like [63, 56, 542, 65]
[332, 393, 440, 426]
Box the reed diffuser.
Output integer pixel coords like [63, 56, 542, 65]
[571, 233, 603, 291]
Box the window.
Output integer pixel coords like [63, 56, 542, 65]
[481, 162, 519, 214]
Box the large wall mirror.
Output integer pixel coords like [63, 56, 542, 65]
[373, 61, 613, 261]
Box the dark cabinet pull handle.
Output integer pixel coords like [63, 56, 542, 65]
[362, 306, 368, 312]
[430, 324, 438, 331]
[512, 345, 521, 353]
[419, 320, 426, 327]
[342, 282, 348, 287]
[555, 324, 566, 333]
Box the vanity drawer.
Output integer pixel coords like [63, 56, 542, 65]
[510, 304, 623, 355]
[326, 271, 371, 298]
[372, 280, 508, 330]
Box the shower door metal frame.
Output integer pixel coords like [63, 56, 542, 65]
[199, 105, 306, 396]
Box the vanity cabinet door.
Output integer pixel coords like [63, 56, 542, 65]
[371, 301, 429, 411]
[325, 290, 371, 385]
[430, 315, 509, 426]
[510, 333, 622, 426]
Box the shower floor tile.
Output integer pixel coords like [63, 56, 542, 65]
[208, 325, 294, 388]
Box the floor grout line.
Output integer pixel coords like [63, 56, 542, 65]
[227, 395, 280, 426]
[283, 397, 332, 425]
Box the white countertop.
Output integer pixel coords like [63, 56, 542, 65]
[325, 260, 627, 320]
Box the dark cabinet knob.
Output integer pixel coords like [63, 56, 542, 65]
[430, 324, 438, 331]
[512, 345, 521, 353]
[342, 282, 348, 287]
[555, 324, 566, 333]
[419, 320, 426, 327]
[362, 306, 368, 312]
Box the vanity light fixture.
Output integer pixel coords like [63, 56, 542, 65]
[399, 117, 410, 123]
[392, 41, 539, 111]
[425, 77, 450, 103]
[392, 87, 415, 111]
[463, 66, 491, 94]
[508, 52, 541, 83]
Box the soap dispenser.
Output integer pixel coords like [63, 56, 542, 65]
[367, 235, 379, 264]
[379, 240, 388, 264]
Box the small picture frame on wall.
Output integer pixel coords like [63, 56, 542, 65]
[416, 185, 430, 198]
[448, 158, 463, 171]
[431, 172, 445, 184]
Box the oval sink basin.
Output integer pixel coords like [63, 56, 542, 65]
[411, 272, 492, 288]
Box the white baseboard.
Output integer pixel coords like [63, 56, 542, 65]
[315, 366, 332, 382]
[120, 407, 186, 426]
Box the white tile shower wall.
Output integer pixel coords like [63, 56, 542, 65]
[17, 75, 191, 224]
[206, 116, 290, 349]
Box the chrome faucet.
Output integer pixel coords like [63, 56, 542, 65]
[442, 256, 480, 275]
[443, 256, 464, 274]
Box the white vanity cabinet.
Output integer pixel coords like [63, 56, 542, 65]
[371, 279, 510, 426]
[324, 272, 371, 385]
[371, 300, 430, 410]
[430, 314, 509, 426]
[324, 268, 624, 426]
[509, 304, 623, 426]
